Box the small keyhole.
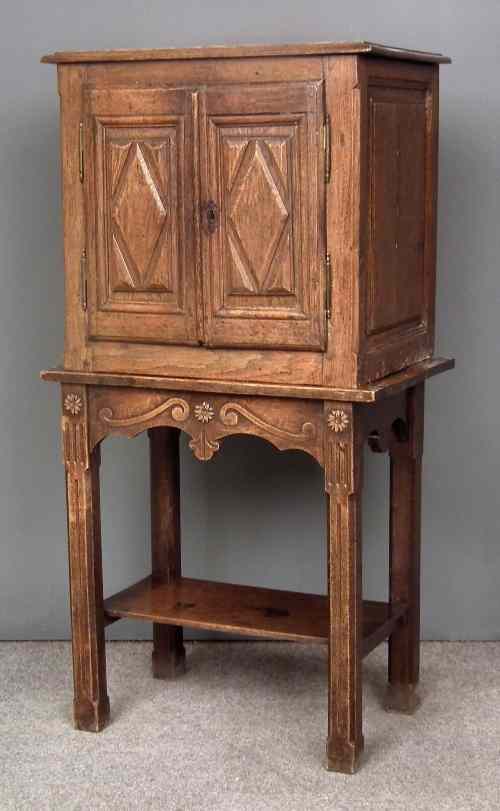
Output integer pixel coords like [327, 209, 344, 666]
[205, 200, 218, 234]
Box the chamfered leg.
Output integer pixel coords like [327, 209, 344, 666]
[149, 427, 186, 679]
[62, 385, 110, 731]
[324, 403, 364, 773]
[386, 383, 425, 713]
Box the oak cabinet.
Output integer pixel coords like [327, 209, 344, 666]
[42, 42, 453, 774]
[47, 41, 447, 389]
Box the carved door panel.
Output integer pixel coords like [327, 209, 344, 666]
[199, 82, 325, 350]
[84, 87, 199, 345]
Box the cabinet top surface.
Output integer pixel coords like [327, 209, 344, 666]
[41, 40, 450, 65]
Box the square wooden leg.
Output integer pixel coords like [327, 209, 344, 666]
[324, 403, 364, 773]
[62, 386, 110, 731]
[386, 384, 424, 714]
[149, 427, 186, 679]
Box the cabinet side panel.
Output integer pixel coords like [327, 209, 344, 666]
[58, 65, 88, 369]
[358, 59, 438, 382]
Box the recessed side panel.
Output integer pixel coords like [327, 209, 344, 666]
[85, 88, 199, 345]
[367, 87, 426, 335]
[359, 60, 438, 383]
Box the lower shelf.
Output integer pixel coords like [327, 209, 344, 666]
[104, 577, 407, 657]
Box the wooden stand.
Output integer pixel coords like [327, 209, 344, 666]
[43, 357, 452, 773]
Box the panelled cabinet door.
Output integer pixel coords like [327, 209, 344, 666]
[84, 87, 199, 345]
[199, 82, 325, 350]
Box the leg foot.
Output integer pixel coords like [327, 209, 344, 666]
[74, 696, 111, 732]
[326, 738, 364, 773]
[385, 682, 421, 714]
[152, 626, 186, 680]
[149, 428, 185, 679]
[62, 386, 109, 733]
[388, 385, 424, 715]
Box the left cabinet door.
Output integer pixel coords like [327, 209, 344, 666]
[84, 87, 199, 345]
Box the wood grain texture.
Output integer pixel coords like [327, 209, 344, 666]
[88, 386, 324, 464]
[41, 357, 454, 402]
[84, 87, 199, 345]
[52, 50, 448, 387]
[324, 401, 364, 773]
[104, 575, 406, 651]
[84, 57, 323, 90]
[149, 427, 186, 679]
[200, 81, 324, 350]
[356, 59, 440, 382]
[61, 385, 109, 731]
[57, 66, 89, 370]
[42, 41, 450, 64]
[386, 383, 424, 713]
[42, 42, 453, 774]
[323, 55, 362, 388]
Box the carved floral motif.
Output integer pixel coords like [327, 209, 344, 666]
[327, 409, 349, 433]
[64, 393, 83, 416]
[194, 402, 214, 424]
[94, 392, 320, 463]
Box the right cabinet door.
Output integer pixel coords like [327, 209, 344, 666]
[199, 82, 325, 350]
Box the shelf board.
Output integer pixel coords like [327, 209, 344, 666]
[104, 577, 406, 656]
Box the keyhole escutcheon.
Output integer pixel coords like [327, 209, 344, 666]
[205, 199, 218, 234]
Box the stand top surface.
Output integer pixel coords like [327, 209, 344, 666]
[41, 40, 451, 65]
[41, 357, 454, 403]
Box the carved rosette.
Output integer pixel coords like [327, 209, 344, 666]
[194, 402, 214, 424]
[61, 387, 89, 472]
[64, 393, 83, 416]
[327, 409, 349, 433]
[324, 403, 355, 496]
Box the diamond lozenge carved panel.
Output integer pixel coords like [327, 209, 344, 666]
[109, 137, 174, 294]
[228, 140, 290, 294]
[87, 87, 198, 345]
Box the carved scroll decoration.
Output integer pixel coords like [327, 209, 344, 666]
[93, 392, 322, 464]
[219, 402, 316, 442]
[99, 397, 190, 427]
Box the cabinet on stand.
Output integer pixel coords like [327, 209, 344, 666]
[42, 40, 453, 772]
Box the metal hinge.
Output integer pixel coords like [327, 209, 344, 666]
[325, 253, 332, 320]
[80, 249, 87, 310]
[323, 114, 331, 183]
[79, 122, 84, 183]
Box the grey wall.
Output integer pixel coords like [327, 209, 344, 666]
[0, 0, 498, 641]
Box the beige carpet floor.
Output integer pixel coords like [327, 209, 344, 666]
[0, 641, 499, 810]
